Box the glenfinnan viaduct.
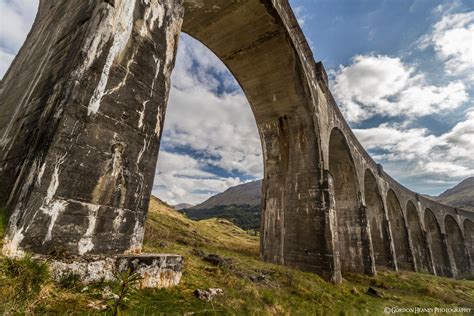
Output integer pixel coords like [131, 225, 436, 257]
[0, 0, 472, 282]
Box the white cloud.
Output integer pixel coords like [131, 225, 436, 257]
[331, 55, 468, 122]
[419, 11, 474, 79]
[153, 151, 243, 205]
[354, 109, 474, 182]
[0, 50, 14, 78]
[163, 34, 262, 177]
[294, 6, 308, 26]
[0, 0, 37, 51]
[154, 34, 263, 204]
[0, 0, 37, 78]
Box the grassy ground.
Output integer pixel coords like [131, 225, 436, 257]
[1, 198, 473, 315]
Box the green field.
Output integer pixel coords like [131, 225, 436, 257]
[1, 198, 473, 315]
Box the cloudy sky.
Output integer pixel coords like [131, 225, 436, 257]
[1, 0, 473, 205]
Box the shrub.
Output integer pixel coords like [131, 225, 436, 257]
[106, 269, 142, 316]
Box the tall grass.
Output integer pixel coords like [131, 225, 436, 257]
[0, 255, 50, 313]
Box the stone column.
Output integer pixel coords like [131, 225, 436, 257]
[322, 171, 342, 283]
[382, 199, 399, 271]
[404, 221, 418, 272]
[442, 234, 456, 278]
[1, 0, 184, 256]
[359, 204, 377, 275]
[423, 230, 437, 275]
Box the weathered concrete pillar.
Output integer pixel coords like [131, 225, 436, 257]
[1, 0, 184, 256]
[322, 171, 342, 283]
[465, 242, 473, 274]
[422, 230, 437, 275]
[259, 113, 333, 280]
[382, 201, 399, 271]
[441, 234, 456, 278]
[404, 221, 418, 272]
[359, 204, 377, 275]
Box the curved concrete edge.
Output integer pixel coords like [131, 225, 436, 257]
[40, 253, 184, 288]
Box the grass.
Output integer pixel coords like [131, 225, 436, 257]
[0, 196, 473, 314]
[0, 206, 7, 249]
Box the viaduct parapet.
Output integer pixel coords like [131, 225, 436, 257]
[0, 0, 472, 282]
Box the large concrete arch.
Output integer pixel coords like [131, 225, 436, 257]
[445, 215, 470, 276]
[424, 209, 452, 277]
[364, 169, 392, 269]
[386, 189, 414, 271]
[406, 201, 432, 273]
[181, 1, 325, 275]
[1, 0, 473, 282]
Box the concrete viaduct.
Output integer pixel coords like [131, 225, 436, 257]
[0, 0, 472, 282]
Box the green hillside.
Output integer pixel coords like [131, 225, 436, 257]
[181, 204, 261, 230]
[1, 198, 473, 314]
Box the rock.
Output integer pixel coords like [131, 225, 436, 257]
[190, 248, 205, 257]
[366, 287, 384, 298]
[46, 254, 183, 288]
[203, 254, 233, 267]
[176, 238, 190, 245]
[249, 274, 267, 283]
[194, 288, 224, 301]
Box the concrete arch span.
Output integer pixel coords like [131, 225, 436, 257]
[1, 0, 473, 282]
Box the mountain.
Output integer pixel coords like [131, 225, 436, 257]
[192, 180, 262, 209]
[180, 180, 262, 230]
[174, 203, 194, 210]
[435, 177, 474, 211]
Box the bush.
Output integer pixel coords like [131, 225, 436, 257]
[106, 269, 143, 316]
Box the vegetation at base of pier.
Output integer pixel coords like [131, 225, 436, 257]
[0, 196, 473, 315]
[0, 207, 6, 246]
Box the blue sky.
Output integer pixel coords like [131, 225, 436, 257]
[0, 0, 473, 204]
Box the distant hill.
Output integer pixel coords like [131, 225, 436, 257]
[179, 176, 474, 231]
[174, 203, 194, 210]
[192, 180, 262, 209]
[181, 204, 261, 230]
[180, 180, 262, 230]
[435, 177, 474, 211]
